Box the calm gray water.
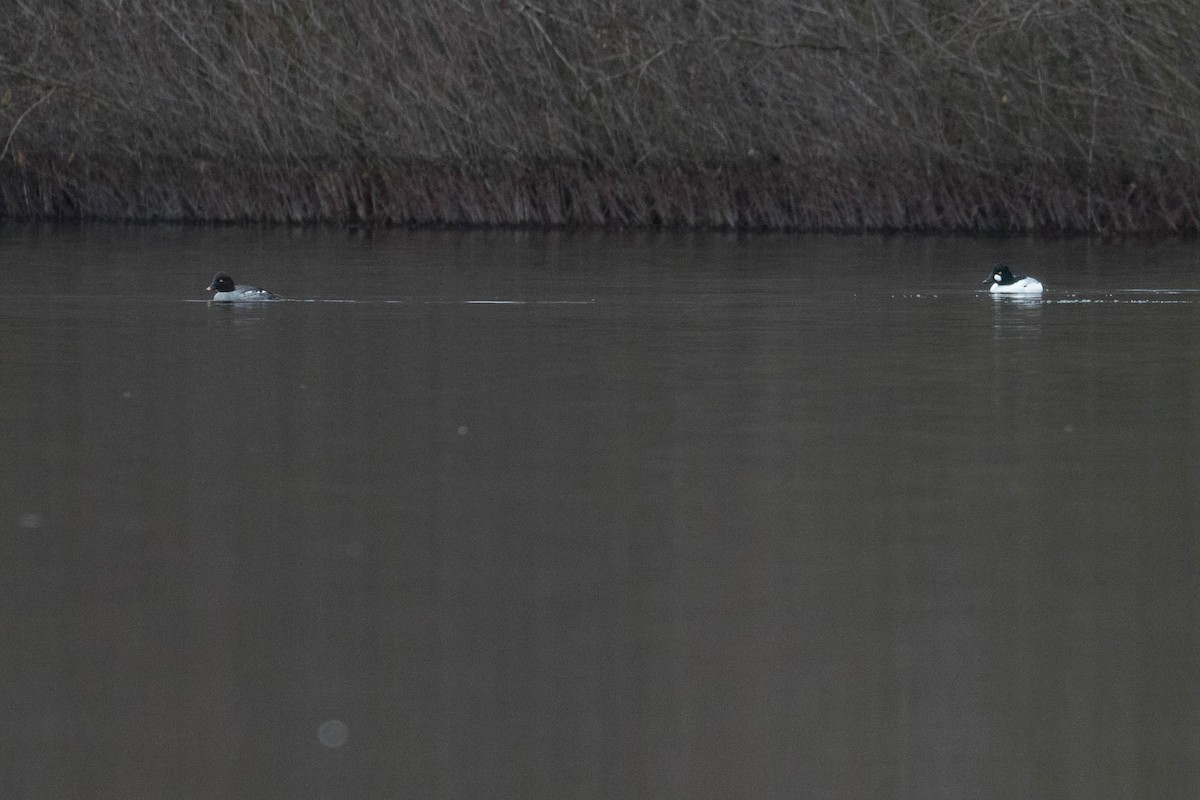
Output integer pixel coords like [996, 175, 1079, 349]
[2, 226, 1199, 799]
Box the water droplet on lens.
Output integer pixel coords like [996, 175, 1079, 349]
[317, 719, 349, 748]
[17, 513, 43, 530]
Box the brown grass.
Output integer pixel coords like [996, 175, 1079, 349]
[2, 0, 1200, 232]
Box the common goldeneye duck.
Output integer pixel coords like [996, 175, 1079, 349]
[206, 273, 280, 302]
[981, 263, 1044, 294]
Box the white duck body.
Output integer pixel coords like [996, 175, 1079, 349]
[983, 264, 1043, 294]
[207, 273, 280, 302]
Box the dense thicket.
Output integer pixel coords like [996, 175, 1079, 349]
[2, 0, 1200, 231]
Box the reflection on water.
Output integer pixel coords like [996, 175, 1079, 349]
[1, 228, 1199, 800]
[987, 293, 1046, 347]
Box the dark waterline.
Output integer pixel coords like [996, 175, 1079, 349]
[2, 228, 1199, 799]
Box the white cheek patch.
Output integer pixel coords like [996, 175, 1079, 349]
[994, 273, 1002, 281]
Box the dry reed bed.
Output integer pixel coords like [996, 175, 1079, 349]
[2, 0, 1199, 232]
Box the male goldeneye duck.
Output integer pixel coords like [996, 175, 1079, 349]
[206, 273, 280, 302]
[981, 263, 1044, 294]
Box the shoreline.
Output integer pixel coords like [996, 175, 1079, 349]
[1, 156, 1192, 234]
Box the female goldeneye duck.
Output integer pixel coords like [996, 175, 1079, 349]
[981, 263, 1044, 294]
[206, 273, 280, 302]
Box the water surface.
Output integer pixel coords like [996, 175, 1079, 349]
[2, 227, 1199, 799]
